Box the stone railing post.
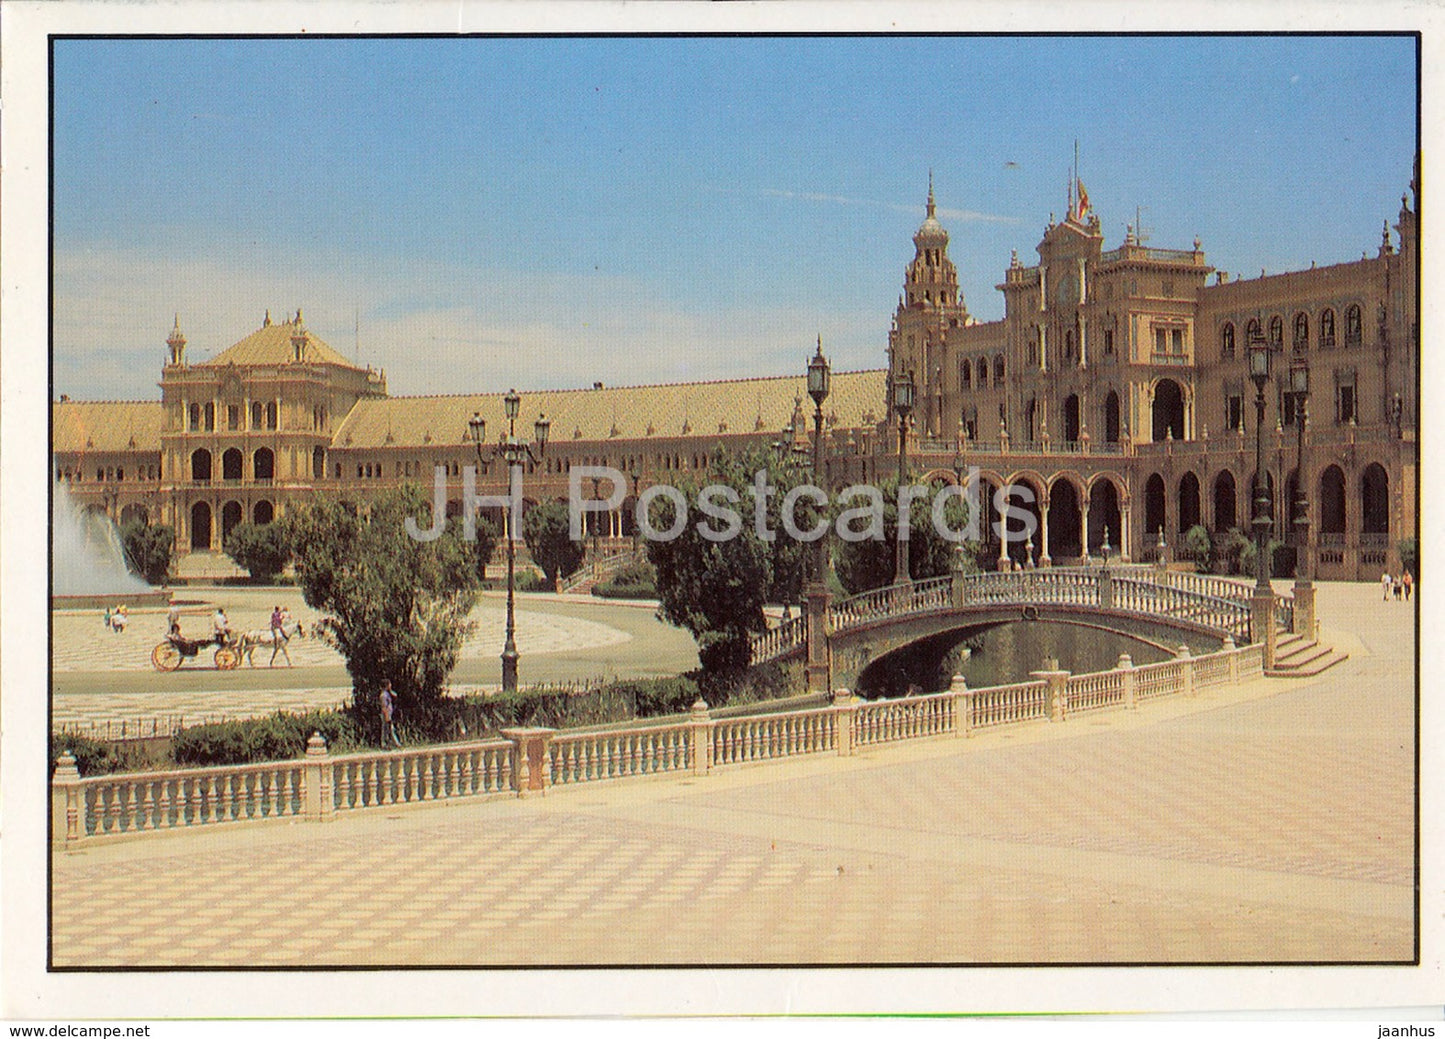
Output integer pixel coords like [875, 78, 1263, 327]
[688, 699, 713, 776]
[1117, 652, 1136, 710]
[1177, 644, 1195, 697]
[51, 751, 82, 847]
[832, 689, 858, 756]
[502, 727, 557, 797]
[1292, 583, 1316, 637]
[949, 674, 974, 737]
[1223, 635, 1238, 684]
[1031, 663, 1070, 722]
[303, 732, 334, 822]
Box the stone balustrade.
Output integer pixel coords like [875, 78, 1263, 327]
[52, 639, 1267, 849]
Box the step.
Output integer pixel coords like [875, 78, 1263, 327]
[1267, 649, 1350, 678]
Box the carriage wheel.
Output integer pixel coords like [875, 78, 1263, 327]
[214, 646, 241, 671]
[151, 642, 183, 672]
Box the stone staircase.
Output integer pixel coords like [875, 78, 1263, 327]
[1267, 631, 1349, 677]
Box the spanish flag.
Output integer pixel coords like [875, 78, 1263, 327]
[1076, 178, 1091, 219]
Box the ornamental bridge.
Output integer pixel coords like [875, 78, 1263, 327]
[750, 565, 1334, 691]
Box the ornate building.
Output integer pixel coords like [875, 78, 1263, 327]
[54, 170, 1418, 581]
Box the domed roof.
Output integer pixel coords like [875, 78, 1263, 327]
[913, 176, 949, 248]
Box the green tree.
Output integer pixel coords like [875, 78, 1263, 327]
[282, 485, 479, 724]
[522, 500, 585, 588]
[223, 520, 292, 583]
[470, 516, 499, 583]
[120, 521, 174, 585]
[646, 447, 817, 676]
[1397, 536, 1417, 577]
[832, 475, 977, 595]
[1182, 524, 1213, 572]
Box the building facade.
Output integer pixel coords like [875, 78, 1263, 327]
[54, 172, 1418, 581]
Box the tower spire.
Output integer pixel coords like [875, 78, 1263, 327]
[927, 170, 936, 218]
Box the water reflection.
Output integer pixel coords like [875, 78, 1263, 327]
[857, 621, 1199, 699]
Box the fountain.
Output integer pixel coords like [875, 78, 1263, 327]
[51, 481, 169, 610]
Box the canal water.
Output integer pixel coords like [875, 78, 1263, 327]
[857, 621, 1193, 699]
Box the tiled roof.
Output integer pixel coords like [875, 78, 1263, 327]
[53, 400, 165, 455]
[197, 313, 360, 370]
[331, 370, 888, 451]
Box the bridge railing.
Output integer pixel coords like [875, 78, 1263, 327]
[51, 640, 1271, 848]
[749, 615, 807, 662]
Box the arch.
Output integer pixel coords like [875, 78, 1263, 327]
[253, 499, 275, 526]
[191, 448, 212, 482]
[960, 359, 971, 390]
[919, 467, 959, 487]
[265, 401, 278, 430]
[1151, 379, 1185, 441]
[1361, 462, 1389, 534]
[221, 500, 244, 545]
[1177, 471, 1201, 533]
[1320, 308, 1336, 348]
[1213, 471, 1238, 532]
[1046, 478, 1083, 560]
[1268, 315, 1284, 347]
[1293, 312, 1309, 352]
[251, 401, 264, 429]
[190, 501, 212, 550]
[119, 503, 148, 528]
[222, 447, 243, 481]
[1062, 394, 1081, 443]
[977, 357, 988, 387]
[1345, 304, 1363, 347]
[1103, 390, 1121, 443]
[253, 447, 275, 480]
[1000, 475, 1043, 566]
[1144, 473, 1166, 537]
[1319, 465, 1346, 533]
[1221, 322, 1236, 360]
[1087, 479, 1122, 555]
[1245, 318, 1262, 345]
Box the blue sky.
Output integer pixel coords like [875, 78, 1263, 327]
[52, 34, 1417, 400]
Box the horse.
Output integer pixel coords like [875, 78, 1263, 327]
[238, 619, 306, 668]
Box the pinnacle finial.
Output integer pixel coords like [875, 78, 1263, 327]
[926, 170, 936, 218]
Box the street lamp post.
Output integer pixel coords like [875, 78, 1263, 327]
[470, 391, 549, 693]
[804, 337, 833, 693]
[892, 368, 916, 587]
[1290, 354, 1315, 636]
[1247, 328, 1277, 668]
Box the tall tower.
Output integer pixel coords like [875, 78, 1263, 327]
[889, 175, 969, 435]
[166, 314, 187, 367]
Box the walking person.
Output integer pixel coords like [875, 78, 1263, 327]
[1393, 573, 1404, 600]
[1403, 570, 1414, 602]
[1382, 571, 1393, 601]
[379, 680, 402, 748]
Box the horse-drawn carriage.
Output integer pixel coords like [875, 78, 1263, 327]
[151, 631, 240, 672]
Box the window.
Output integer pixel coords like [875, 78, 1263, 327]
[228, 405, 240, 430]
[266, 402, 278, 430]
[1245, 318, 1262, 345]
[993, 356, 1005, 386]
[1226, 393, 1243, 432]
[1221, 323, 1235, 359]
[1293, 312, 1309, 352]
[1336, 369, 1358, 424]
[1104, 328, 1116, 356]
[1320, 309, 1336, 348]
[1162, 279, 1175, 298]
[189, 403, 201, 431]
[1154, 327, 1167, 354]
[1268, 316, 1283, 347]
[204, 403, 215, 432]
[251, 402, 264, 429]
[960, 359, 971, 390]
[1171, 328, 1184, 354]
[1345, 305, 1362, 347]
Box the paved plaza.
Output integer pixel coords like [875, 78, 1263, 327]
[52, 587, 700, 732]
[48, 582, 1416, 967]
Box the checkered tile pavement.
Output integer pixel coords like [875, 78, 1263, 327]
[49, 583, 1416, 966]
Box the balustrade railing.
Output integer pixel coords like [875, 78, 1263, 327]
[331, 740, 512, 810]
[711, 709, 836, 766]
[53, 637, 1268, 848]
[76, 760, 306, 839]
[550, 723, 692, 785]
[749, 615, 806, 661]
